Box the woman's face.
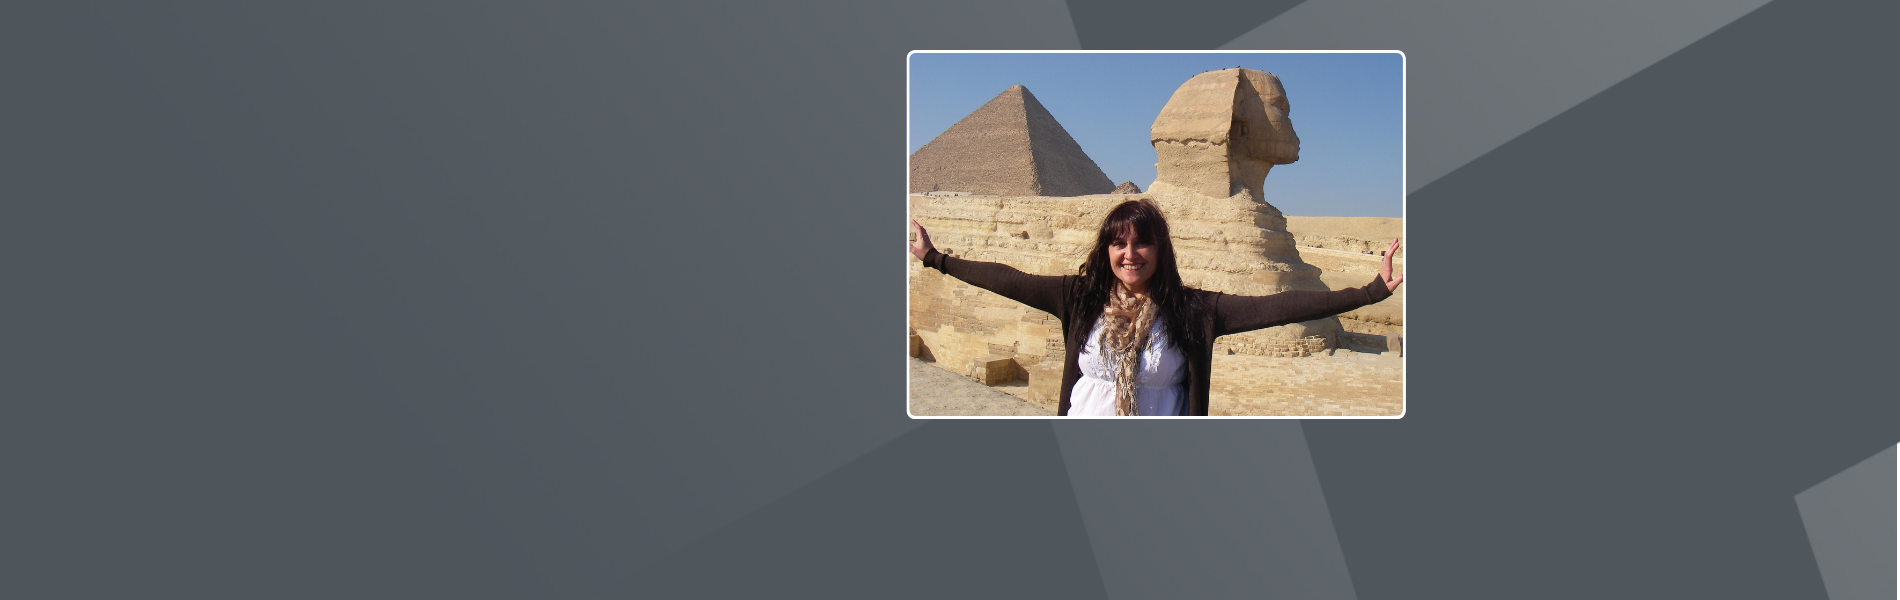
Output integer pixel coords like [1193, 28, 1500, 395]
[1107, 227, 1158, 294]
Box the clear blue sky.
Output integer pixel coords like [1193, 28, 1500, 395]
[909, 52, 1403, 218]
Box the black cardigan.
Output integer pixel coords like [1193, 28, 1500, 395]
[922, 249, 1393, 416]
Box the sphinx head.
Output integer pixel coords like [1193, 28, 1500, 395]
[1150, 68, 1300, 199]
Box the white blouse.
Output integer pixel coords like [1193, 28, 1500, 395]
[1068, 316, 1188, 416]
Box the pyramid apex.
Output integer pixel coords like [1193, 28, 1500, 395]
[910, 84, 1112, 197]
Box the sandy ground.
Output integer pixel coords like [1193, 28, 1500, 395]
[1209, 349, 1404, 416]
[908, 358, 1052, 416]
[910, 350, 1403, 417]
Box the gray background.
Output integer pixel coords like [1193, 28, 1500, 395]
[5, 0, 1896, 598]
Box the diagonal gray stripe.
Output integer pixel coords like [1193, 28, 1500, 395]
[642, 421, 1107, 599]
[1064, 0, 1307, 49]
[902, 0, 1080, 49]
[1052, 421, 1356, 599]
[621, 0, 1079, 569]
[1796, 446, 1897, 600]
[1225, 0, 1772, 193]
[7, 1, 1087, 595]
[1300, 0, 1900, 594]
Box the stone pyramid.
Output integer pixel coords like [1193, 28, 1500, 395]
[910, 85, 1115, 197]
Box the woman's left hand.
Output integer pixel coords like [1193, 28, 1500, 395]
[1380, 238, 1404, 292]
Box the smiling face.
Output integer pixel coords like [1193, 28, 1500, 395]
[1107, 226, 1158, 294]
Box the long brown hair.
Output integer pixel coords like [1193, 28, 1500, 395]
[1073, 199, 1206, 351]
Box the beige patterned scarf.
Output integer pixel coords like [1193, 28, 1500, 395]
[1097, 286, 1158, 416]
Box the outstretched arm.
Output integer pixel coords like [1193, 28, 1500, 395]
[1214, 238, 1403, 336]
[910, 220, 1069, 318]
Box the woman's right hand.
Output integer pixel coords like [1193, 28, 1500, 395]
[909, 219, 936, 261]
[1379, 237, 1404, 292]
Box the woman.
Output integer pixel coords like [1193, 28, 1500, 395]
[909, 199, 1402, 416]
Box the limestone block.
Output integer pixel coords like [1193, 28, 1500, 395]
[965, 355, 1019, 386]
[1216, 335, 1330, 358]
[1339, 332, 1405, 356]
[908, 334, 922, 358]
[1024, 361, 1062, 408]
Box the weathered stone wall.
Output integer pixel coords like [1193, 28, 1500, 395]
[1214, 336, 1329, 358]
[1285, 218, 1405, 341]
[1295, 246, 1404, 338]
[909, 261, 1068, 405]
[1286, 216, 1405, 258]
[907, 193, 1103, 406]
